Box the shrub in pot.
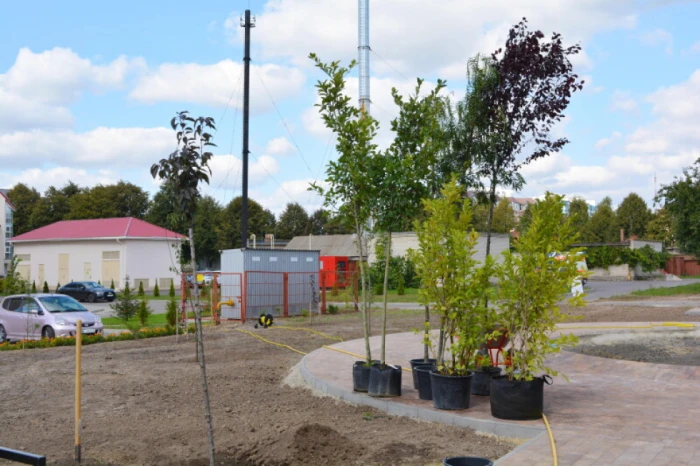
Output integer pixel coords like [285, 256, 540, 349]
[410, 180, 498, 410]
[471, 352, 501, 396]
[491, 193, 585, 420]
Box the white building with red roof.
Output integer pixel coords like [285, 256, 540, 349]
[9, 217, 186, 291]
[1, 190, 16, 276]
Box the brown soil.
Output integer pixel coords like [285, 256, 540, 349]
[562, 303, 700, 323]
[1, 309, 514, 466]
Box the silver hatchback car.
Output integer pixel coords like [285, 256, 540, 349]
[0, 293, 104, 343]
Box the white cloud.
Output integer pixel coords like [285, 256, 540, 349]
[610, 90, 638, 113]
[580, 75, 604, 94]
[0, 167, 120, 194]
[520, 153, 573, 179]
[0, 127, 174, 169]
[129, 60, 305, 113]
[265, 137, 295, 156]
[594, 131, 622, 149]
[689, 42, 700, 54]
[252, 178, 325, 216]
[640, 28, 673, 55]
[0, 47, 144, 134]
[224, 0, 638, 78]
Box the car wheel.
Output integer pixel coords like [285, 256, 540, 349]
[0, 324, 7, 343]
[107, 298, 115, 302]
[87, 293, 96, 303]
[42, 326, 56, 339]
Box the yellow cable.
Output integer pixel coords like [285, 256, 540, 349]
[272, 326, 344, 342]
[562, 322, 696, 330]
[542, 413, 558, 466]
[235, 328, 307, 355]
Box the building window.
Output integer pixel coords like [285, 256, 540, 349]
[102, 251, 120, 260]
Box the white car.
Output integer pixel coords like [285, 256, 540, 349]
[0, 294, 104, 343]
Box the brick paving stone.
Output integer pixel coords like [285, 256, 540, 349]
[301, 327, 700, 466]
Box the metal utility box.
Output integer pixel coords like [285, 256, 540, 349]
[220, 248, 320, 320]
[320, 255, 351, 289]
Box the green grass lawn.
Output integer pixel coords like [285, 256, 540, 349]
[631, 283, 700, 297]
[102, 309, 213, 328]
[327, 287, 420, 304]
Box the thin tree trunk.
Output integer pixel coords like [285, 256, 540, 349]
[381, 232, 391, 365]
[353, 205, 372, 364]
[189, 227, 215, 466]
[485, 177, 498, 257]
[423, 305, 430, 362]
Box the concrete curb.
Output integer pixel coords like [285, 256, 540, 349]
[299, 350, 545, 441]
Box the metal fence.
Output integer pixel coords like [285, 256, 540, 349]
[179, 270, 362, 322]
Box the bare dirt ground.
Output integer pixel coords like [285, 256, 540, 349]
[562, 301, 700, 323]
[1, 309, 514, 466]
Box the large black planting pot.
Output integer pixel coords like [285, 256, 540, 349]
[409, 358, 437, 389]
[353, 360, 379, 392]
[368, 363, 402, 397]
[489, 375, 553, 420]
[413, 364, 435, 400]
[443, 457, 493, 466]
[471, 367, 502, 396]
[430, 371, 473, 410]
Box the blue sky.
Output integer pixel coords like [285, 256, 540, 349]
[1, 0, 700, 215]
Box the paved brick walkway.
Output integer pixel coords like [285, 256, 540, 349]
[300, 325, 700, 466]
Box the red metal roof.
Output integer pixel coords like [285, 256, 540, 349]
[10, 217, 186, 242]
[1, 191, 15, 210]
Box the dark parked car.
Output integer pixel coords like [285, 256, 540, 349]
[58, 281, 116, 303]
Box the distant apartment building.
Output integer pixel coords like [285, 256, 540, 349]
[507, 197, 537, 220]
[534, 194, 597, 216]
[0, 189, 15, 276]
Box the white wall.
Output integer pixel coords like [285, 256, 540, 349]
[368, 232, 509, 264]
[630, 240, 663, 252]
[124, 239, 181, 290]
[12, 238, 181, 290]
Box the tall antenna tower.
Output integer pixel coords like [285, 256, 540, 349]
[358, 0, 370, 114]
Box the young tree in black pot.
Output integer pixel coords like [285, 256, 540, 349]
[491, 193, 584, 420]
[410, 179, 498, 409]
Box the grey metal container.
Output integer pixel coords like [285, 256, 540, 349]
[220, 248, 320, 319]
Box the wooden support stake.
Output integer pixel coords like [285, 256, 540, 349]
[75, 319, 82, 464]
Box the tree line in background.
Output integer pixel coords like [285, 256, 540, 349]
[7, 181, 352, 268]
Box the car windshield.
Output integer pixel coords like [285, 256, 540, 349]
[85, 282, 102, 288]
[39, 296, 88, 313]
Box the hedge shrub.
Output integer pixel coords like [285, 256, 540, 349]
[585, 245, 669, 273]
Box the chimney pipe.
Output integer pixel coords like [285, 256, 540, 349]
[620, 229, 625, 242]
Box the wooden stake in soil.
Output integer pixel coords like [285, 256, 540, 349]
[75, 319, 82, 464]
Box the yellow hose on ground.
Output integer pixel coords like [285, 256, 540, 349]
[234, 328, 307, 356]
[542, 414, 558, 466]
[562, 322, 696, 330]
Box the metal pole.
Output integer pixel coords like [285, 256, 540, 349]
[358, 0, 370, 114]
[241, 10, 255, 249]
[75, 319, 82, 464]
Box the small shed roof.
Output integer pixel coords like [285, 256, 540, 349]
[11, 217, 186, 242]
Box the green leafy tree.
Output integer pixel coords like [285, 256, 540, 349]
[658, 159, 700, 256]
[517, 203, 534, 234]
[616, 193, 651, 239]
[29, 182, 80, 229]
[646, 207, 673, 245]
[496, 194, 583, 381]
[193, 196, 224, 268]
[309, 54, 380, 364]
[169, 279, 176, 298]
[7, 183, 41, 235]
[582, 197, 619, 243]
[472, 202, 490, 232]
[408, 179, 496, 375]
[153, 282, 160, 297]
[308, 209, 330, 235]
[146, 181, 187, 233]
[166, 298, 179, 327]
[322, 212, 354, 234]
[276, 202, 310, 239]
[150, 110, 217, 464]
[137, 281, 145, 297]
[491, 197, 516, 233]
[66, 181, 150, 220]
[218, 197, 276, 249]
[568, 197, 590, 232]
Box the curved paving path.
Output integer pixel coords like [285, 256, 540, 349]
[301, 327, 700, 466]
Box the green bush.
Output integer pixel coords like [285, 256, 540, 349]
[585, 245, 669, 273]
[124, 280, 130, 294]
[166, 299, 178, 327]
[56, 282, 61, 293]
[327, 304, 339, 315]
[153, 282, 160, 297]
[0, 278, 4, 295]
[43, 281, 49, 293]
[137, 281, 145, 297]
[169, 280, 175, 298]
[369, 255, 420, 290]
[110, 278, 115, 290]
[138, 300, 152, 328]
[373, 282, 383, 296]
[31, 281, 37, 294]
[301, 308, 309, 317]
[397, 275, 405, 295]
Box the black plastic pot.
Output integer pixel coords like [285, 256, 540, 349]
[368, 363, 402, 397]
[490, 375, 553, 420]
[443, 457, 493, 466]
[353, 360, 379, 392]
[430, 371, 473, 410]
[409, 358, 437, 389]
[413, 364, 435, 400]
[471, 367, 502, 396]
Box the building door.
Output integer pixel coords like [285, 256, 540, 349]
[58, 254, 69, 284]
[101, 251, 120, 288]
[38, 264, 45, 286]
[84, 262, 92, 281]
[16, 265, 30, 282]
